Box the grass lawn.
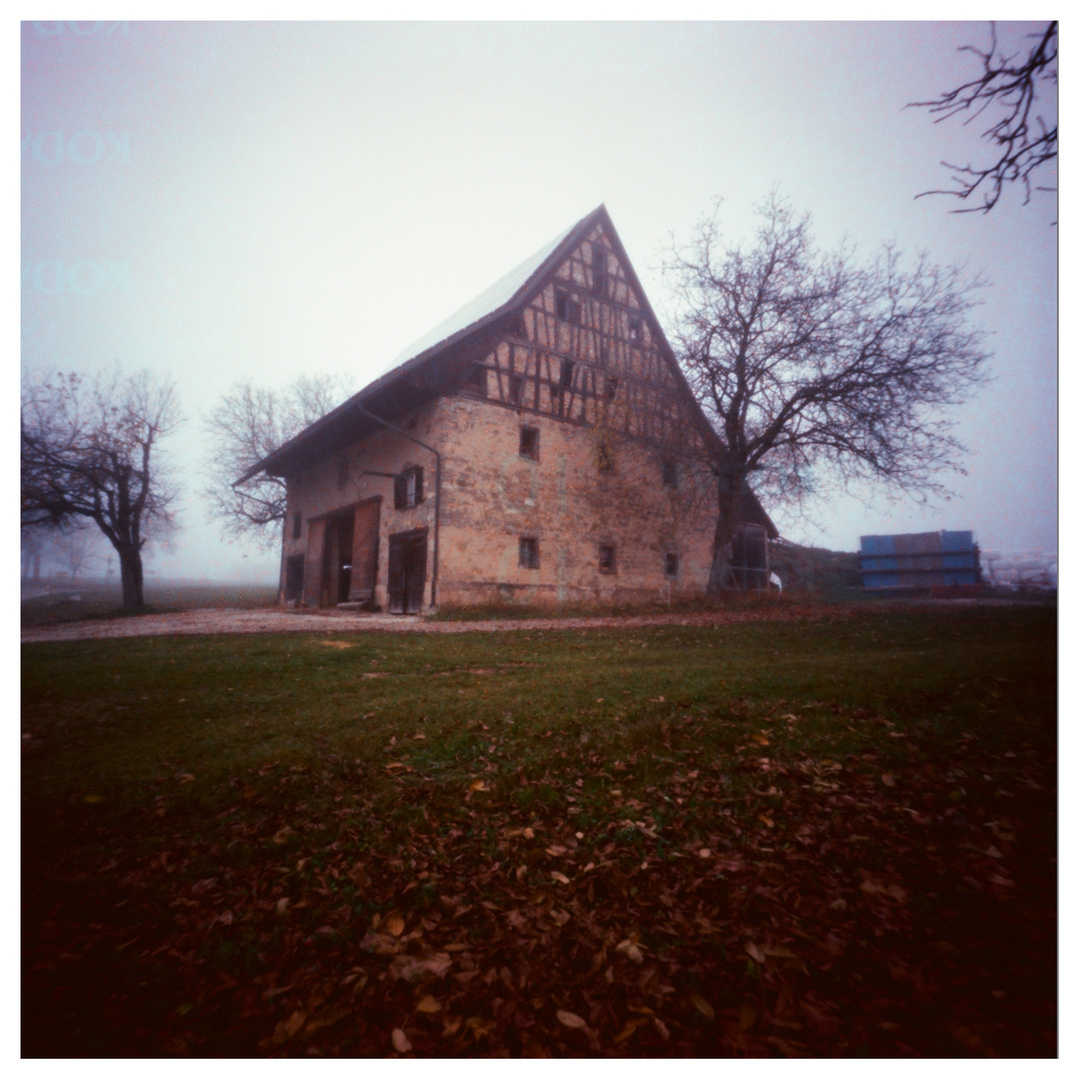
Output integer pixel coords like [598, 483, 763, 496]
[22, 603, 1056, 1057]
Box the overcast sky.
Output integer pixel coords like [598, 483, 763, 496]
[21, 17, 1058, 582]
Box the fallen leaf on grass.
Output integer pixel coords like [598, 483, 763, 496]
[392, 1027, 412, 1053]
[389, 952, 452, 982]
[280, 1010, 308, 1040]
[416, 995, 441, 1014]
[613, 1018, 648, 1044]
[739, 1002, 759, 1030]
[550, 871, 570, 885]
[745, 942, 766, 964]
[689, 991, 714, 1019]
[468, 779, 488, 792]
[616, 939, 644, 964]
[762, 945, 797, 959]
[556, 1009, 588, 1030]
[383, 911, 406, 937]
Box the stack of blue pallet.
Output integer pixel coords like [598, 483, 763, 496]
[859, 531, 979, 591]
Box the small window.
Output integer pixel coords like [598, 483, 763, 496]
[662, 460, 678, 488]
[599, 544, 616, 574]
[510, 374, 526, 406]
[556, 290, 582, 324]
[519, 426, 539, 461]
[591, 244, 608, 297]
[628, 314, 643, 345]
[394, 466, 424, 509]
[465, 362, 488, 397]
[292, 511, 302, 540]
[557, 360, 576, 417]
[665, 552, 679, 578]
[519, 536, 539, 569]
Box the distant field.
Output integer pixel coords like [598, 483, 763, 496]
[22, 603, 1056, 1057]
[21, 580, 280, 625]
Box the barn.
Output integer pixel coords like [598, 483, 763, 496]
[242, 206, 775, 612]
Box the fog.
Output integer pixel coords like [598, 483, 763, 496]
[21, 20, 1057, 584]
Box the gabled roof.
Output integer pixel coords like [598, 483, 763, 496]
[241, 208, 603, 482]
[375, 218, 582, 383]
[240, 207, 776, 538]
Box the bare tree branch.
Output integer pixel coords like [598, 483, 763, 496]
[202, 373, 355, 548]
[909, 21, 1057, 215]
[661, 195, 991, 589]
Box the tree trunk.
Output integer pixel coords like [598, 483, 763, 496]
[707, 472, 745, 594]
[117, 545, 144, 609]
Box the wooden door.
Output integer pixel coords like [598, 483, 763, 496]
[348, 498, 381, 604]
[388, 529, 427, 614]
[302, 518, 326, 607]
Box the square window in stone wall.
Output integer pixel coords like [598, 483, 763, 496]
[519, 536, 539, 570]
[665, 552, 679, 578]
[519, 426, 539, 461]
[599, 544, 617, 574]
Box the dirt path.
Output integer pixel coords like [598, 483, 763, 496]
[21, 603, 849, 643]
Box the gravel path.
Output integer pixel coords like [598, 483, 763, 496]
[21, 603, 844, 643]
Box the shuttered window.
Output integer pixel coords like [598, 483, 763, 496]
[394, 466, 424, 509]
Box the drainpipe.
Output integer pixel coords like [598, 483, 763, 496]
[355, 405, 441, 608]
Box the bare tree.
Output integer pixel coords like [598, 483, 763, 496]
[203, 373, 354, 548]
[910, 21, 1057, 215]
[21, 520, 109, 582]
[662, 196, 991, 591]
[21, 367, 182, 609]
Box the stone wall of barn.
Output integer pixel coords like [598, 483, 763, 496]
[279, 390, 717, 611]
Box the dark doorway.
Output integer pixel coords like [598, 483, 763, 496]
[323, 511, 354, 605]
[388, 529, 428, 614]
[284, 554, 305, 603]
